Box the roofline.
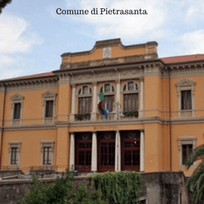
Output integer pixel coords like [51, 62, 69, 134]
[61, 38, 158, 57]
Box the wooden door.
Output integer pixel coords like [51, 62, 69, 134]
[121, 131, 140, 171]
[75, 133, 92, 172]
[98, 132, 115, 172]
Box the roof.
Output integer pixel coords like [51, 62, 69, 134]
[161, 54, 204, 64]
[0, 72, 55, 82]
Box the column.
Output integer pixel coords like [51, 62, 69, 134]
[70, 84, 76, 121]
[91, 82, 97, 121]
[140, 130, 144, 172]
[139, 77, 144, 118]
[69, 133, 75, 170]
[91, 132, 97, 172]
[115, 76, 120, 120]
[115, 131, 121, 171]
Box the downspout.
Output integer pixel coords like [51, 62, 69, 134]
[0, 84, 6, 168]
[168, 67, 172, 171]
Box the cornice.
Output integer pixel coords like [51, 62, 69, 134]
[0, 76, 58, 90]
[60, 54, 159, 70]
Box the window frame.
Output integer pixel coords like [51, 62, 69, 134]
[8, 142, 21, 167]
[42, 91, 57, 124]
[40, 141, 54, 166]
[11, 94, 24, 126]
[123, 81, 140, 112]
[178, 137, 196, 169]
[176, 79, 195, 117]
[99, 83, 115, 112]
[77, 85, 92, 114]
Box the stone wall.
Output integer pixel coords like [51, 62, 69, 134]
[0, 172, 190, 204]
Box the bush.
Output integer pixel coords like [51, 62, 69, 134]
[18, 171, 105, 204]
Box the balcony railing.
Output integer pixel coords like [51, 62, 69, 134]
[180, 110, 192, 117]
[75, 113, 91, 121]
[122, 110, 139, 119]
[97, 112, 115, 121]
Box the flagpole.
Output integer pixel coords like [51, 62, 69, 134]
[116, 101, 120, 172]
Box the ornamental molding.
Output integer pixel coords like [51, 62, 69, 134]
[176, 79, 196, 87]
[58, 73, 70, 83]
[11, 94, 24, 101]
[42, 91, 57, 99]
[163, 63, 204, 78]
[1, 77, 58, 91]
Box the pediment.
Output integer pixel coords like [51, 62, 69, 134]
[42, 91, 56, 98]
[11, 94, 24, 101]
[176, 79, 195, 87]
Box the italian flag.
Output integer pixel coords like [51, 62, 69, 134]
[98, 90, 109, 119]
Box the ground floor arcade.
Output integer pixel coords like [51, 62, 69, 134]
[69, 130, 144, 172]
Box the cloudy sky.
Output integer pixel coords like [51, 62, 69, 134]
[0, 0, 204, 79]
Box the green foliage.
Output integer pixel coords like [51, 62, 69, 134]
[75, 113, 90, 120]
[18, 171, 105, 204]
[123, 110, 138, 117]
[90, 171, 142, 204]
[72, 185, 106, 204]
[186, 145, 204, 203]
[18, 171, 73, 204]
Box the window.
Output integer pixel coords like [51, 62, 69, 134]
[13, 103, 21, 119]
[11, 147, 18, 164]
[100, 83, 115, 112]
[123, 81, 139, 116]
[78, 85, 92, 115]
[181, 90, 192, 110]
[9, 142, 21, 166]
[45, 100, 54, 118]
[182, 144, 193, 165]
[178, 137, 196, 169]
[43, 146, 52, 165]
[11, 94, 24, 125]
[41, 141, 54, 166]
[176, 79, 195, 117]
[42, 91, 56, 124]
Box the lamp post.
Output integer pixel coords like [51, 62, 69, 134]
[115, 101, 124, 172]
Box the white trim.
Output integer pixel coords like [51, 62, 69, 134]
[42, 91, 57, 124]
[10, 94, 24, 126]
[177, 136, 196, 169]
[40, 140, 55, 166]
[176, 79, 195, 118]
[8, 141, 21, 167]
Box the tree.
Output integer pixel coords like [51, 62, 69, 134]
[186, 145, 204, 203]
[18, 171, 106, 204]
[0, 0, 12, 14]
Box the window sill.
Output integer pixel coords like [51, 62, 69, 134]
[180, 110, 193, 117]
[11, 119, 21, 126]
[44, 117, 54, 124]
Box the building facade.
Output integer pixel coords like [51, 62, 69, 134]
[0, 39, 204, 175]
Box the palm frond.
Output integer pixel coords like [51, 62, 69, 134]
[186, 145, 204, 169]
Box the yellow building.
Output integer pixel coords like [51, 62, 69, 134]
[0, 38, 204, 175]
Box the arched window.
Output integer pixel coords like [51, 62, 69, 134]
[78, 85, 92, 114]
[123, 81, 139, 113]
[100, 83, 115, 112]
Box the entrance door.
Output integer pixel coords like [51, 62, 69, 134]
[121, 131, 140, 171]
[75, 133, 92, 172]
[98, 132, 115, 172]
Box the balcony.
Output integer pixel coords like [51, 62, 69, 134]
[180, 110, 192, 117]
[75, 113, 91, 121]
[97, 112, 115, 121]
[122, 110, 139, 119]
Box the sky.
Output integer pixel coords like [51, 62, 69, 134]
[0, 0, 204, 80]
